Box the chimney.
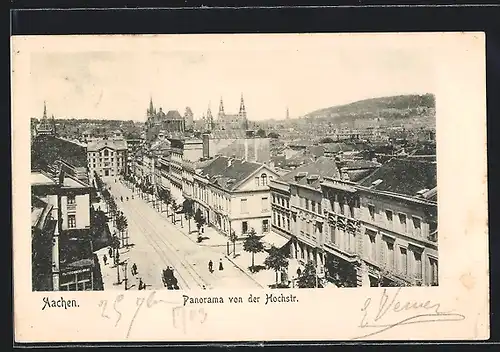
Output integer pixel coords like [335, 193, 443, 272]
[244, 138, 249, 161]
[202, 133, 210, 158]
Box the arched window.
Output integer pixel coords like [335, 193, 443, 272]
[104, 149, 109, 157]
[261, 173, 268, 186]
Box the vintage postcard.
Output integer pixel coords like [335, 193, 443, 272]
[12, 33, 489, 342]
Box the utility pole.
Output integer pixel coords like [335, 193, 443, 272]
[123, 261, 128, 290]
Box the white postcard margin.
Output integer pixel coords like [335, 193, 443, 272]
[12, 33, 489, 342]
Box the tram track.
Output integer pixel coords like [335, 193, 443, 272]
[111, 182, 211, 290]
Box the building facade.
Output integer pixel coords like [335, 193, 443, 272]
[185, 156, 278, 237]
[31, 164, 96, 291]
[86, 138, 128, 182]
[269, 157, 438, 287]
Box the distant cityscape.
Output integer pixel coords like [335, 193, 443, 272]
[31, 92, 437, 292]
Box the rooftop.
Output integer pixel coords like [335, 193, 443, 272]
[199, 156, 263, 191]
[86, 139, 127, 152]
[31, 171, 55, 186]
[32, 135, 88, 169]
[280, 156, 341, 189]
[359, 158, 437, 197]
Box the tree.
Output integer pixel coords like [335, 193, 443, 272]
[182, 199, 195, 233]
[242, 228, 264, 272]
[267, 132, 280, 139]
[264, 246, 289, 286]
[194, 208, 206, 236]
[115, 212, 128, 248]
[171, 200, 177, 223]
[108, 198, 117, 227]
[256, 128, 267, 138]
[229, 230, 238, 258]
[297, 260, 320, 288]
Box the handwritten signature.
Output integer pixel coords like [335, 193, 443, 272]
[353, 288, 465, 340]
[98, 291, 207, 338]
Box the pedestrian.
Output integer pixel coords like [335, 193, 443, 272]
[208, 260, 213, 273]
[103, 254, 108, 265]
[202, 285, 206, 290]
[108, 247, 113, 258]
[138, 278, 144, 290]
[132, 263, 137, 276]
[219, 258, 224, 271]
[126, 197, 129, 201]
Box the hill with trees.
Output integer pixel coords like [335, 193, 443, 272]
[303, 94, 435, 123]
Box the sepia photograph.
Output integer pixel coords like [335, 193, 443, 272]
[13, 33, 488, 342]
[29, 38, 438, 292]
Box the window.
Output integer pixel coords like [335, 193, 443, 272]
[255, 177, 260, 186]
[287, 218, 290, 231]
[369, 234, 377, 262]
[399, 247, 408, 275]
[386, 241, 395, 269]
[398, 213, 407, 232]
[429, 257, 438, 286]
[412, 217, 422, 236]
[311, 201, 316, 213]
[330, 225, 336, 244]
[305, 199, 309, 210]
[261, 197, 268, 212]
[262, 219, 269, 233]
[104, 150, 109, 156]
[240, 199, 248, 213]
[242, 221, 248, 234]
[368, 204, 375, 220]
[261, 174, 268, 186]
[413, 251, 422, 279]
[385, 210, 393, 224]
[273, 211, 276, 225]
[68, 215, 77, 228]
[67, 195, 76, 205]
[286, 199, 289, 208]
[277, 214, 281, 227]
[272, 195, 276, 204]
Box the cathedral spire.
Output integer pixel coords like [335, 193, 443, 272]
[43, 101, 47, 120]
[239, 93, 246, 113]
[149, 96, 154, 114]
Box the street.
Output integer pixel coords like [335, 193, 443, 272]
[99, 178, 261, 291]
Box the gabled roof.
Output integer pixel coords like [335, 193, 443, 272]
[359, 158, 437, 197]
[198, 156, 264, 191]
[86, 139, 127, 152]
[280, 156, 341, 189]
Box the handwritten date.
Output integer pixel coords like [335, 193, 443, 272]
[99, 291, 207, 338]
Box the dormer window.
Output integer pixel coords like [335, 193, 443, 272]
[261, 173, 268, 186]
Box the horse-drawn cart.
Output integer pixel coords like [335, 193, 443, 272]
[161, 267, 180, 290]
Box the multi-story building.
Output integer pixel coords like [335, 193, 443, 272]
[269, 156, 438, 287]
[31, 162, 97, 291]
[86, 138, 128, 182]
[352, 158, 438, 287]
[269, 157, 342, 280]
[186, 156, 279, 237]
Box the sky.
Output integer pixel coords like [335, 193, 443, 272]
[27, 34, 436, 122]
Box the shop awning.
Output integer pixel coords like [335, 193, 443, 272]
[261, 231, 291, 249]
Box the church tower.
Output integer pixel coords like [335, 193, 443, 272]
[218, 97, 225, 120]
[286, 107, 290, 120]
[206, 104, 214, 131]
[239, 93, 248, 130]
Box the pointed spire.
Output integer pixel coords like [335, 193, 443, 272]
[43, 101, 47, 119]
[286, 106, 290, 119]
[149, 96, 154, 114]
[239, 93, 246, 113]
